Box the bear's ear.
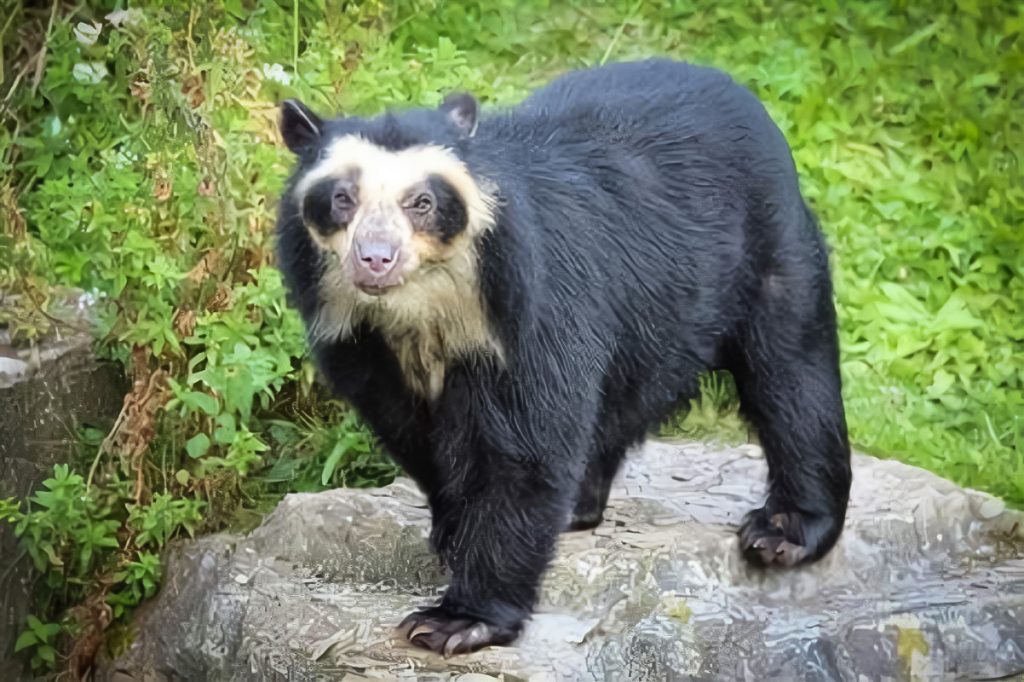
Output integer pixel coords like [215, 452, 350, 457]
[439, 92, 478, 138]
[280, 99, 323, 154]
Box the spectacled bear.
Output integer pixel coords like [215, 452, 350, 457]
[274, 59, 852, 656]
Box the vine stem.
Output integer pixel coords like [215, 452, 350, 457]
[293, 0, 299, 74]
[30, 0, 60, 96]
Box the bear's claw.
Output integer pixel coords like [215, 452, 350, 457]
[397, 607, 519, 656]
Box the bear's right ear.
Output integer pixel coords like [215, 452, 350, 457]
[280, 99, 323, 154]
[439, 93, 478, 138]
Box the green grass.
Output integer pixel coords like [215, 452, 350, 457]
[0, 0, 1021, 672]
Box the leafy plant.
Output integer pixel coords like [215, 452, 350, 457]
[127, 493, 203, 549]
[660, 373, 748, 445]
[14, 615, 61, 672]
[262, 405, 398, 492]
[12, 465, 120, 584]
[107, 552, 162, 619]
[0, 466, 206, 672]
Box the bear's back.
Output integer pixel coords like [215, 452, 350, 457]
[520, 59, 732, 113]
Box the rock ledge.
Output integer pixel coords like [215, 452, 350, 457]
[100, 441, 1024, 681]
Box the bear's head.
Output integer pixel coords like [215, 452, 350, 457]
[279, 95, 493, 299]
[277, 96, 503, 396]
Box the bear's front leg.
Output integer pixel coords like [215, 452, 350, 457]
[398, 442, 578, 655]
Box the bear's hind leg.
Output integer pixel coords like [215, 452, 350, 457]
[731, 234, 852, 567]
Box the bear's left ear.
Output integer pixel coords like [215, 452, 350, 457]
[280, 99, 323, 154]
[439, 92, 478, 138]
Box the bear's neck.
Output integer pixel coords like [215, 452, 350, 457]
[313, 241, 503, 400]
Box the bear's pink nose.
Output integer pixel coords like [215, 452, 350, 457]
[354, 240, 399, 275]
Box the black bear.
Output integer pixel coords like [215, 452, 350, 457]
[275, 59, 851, 656]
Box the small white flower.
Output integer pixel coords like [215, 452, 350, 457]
[74, 21, 101, 47]
[72, 62, 109, 84]
[105, 147, 138, 170]
[261, 63, 292, 86]
[118, 149, 138, 168]
[105, 8, 144, 28]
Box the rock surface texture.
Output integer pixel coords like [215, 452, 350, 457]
[99, 441, 1024, 681]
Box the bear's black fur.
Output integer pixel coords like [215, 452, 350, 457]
[276, 59, 852, 655]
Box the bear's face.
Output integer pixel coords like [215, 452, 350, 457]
[292, 134, 492, 298]
[278, 97, 503, 397]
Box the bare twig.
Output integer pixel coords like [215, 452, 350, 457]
[30, 0, 60, 96]
[599, 0, 643, 66]
[0, 8, 18, 86]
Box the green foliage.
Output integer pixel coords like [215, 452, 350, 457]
[262, 406, 398, 491]
[1, 0, 1021, 673]
[660, 373, 748, 445]
[107, 552, 162, 619]
[14, 615, 61, 672]
[127, 493, 203, 549]
[1, 464, 204, 671]
[13, 465, 120, 582]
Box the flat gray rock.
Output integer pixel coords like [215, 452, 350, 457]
[98, 441, 1024, 681]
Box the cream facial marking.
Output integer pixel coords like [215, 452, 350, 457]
[295, 135, 494, 241]
[297, 135, 502, 399]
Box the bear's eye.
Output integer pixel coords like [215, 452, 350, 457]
[409, 193, 434, 214]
